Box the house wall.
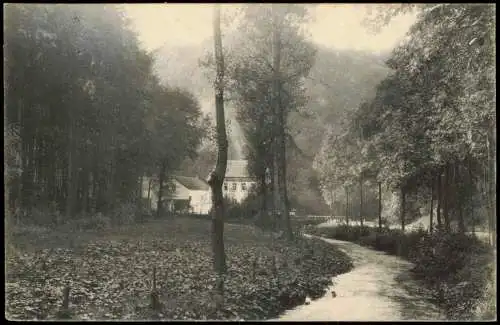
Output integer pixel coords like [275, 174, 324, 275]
[140, 177, 212, 214]
[189, 190, 212, 214]
[223, 177, 257, 203]
[169, 180, 191, 200]
[167, 181, 212, 215]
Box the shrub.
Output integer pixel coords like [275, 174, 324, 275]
[308, 224, 494, 320]
[109, 203, 137, 225]
[70, 213, 112, 231]
[474, 261, 497, 320]
[24, 203, 63, 227]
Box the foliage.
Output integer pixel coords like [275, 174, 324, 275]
[309, 225, 494, 320]
[219, 4, 318, 226]
[219, 192, 330, 231]
[4, 4, 207, 221]
[6, 218, 353, 320]
[315, 4, 496, 235]
[154, 27, 390, 217]
[473, 260, 497, 320]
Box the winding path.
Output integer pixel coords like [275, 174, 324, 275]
[273, 235, 447, 321]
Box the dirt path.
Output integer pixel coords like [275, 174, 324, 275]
[274, 235, 446, 321]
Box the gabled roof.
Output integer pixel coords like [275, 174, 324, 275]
[174, 175, 210, 191]
[225, 160, 251, 178]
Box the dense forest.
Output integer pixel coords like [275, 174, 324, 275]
[154, 31, 390, 216]
[5, 3, 495, 237]
[5, 3, 495, 322]
[314, 3, 496, 239]
[5, 4, 209, 222]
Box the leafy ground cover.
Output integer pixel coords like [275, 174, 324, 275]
[6, 217, 353, 320]
[306, 225, 495, 320]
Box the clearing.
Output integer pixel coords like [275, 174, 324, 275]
[5, 217, 352, 320]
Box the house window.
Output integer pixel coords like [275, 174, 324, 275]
[231, 183, 237, 191]
[224, 183, 228, 191]
[241, 182, 247, 191]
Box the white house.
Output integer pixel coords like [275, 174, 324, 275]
[167, 175, 212, 214]
[222, 160, 257, 203]
[140, 160, 256, 214]
[141, 175, 212, 214]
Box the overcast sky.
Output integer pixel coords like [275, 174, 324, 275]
[123, 4, 417, 54]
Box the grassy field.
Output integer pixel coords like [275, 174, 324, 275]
[5, 216, 353, 320]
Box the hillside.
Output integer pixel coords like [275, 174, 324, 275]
[153, 39, 390, 213]
[291, 45, 390, 158]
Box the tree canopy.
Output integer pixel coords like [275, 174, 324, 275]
[5, 4, 208, 220]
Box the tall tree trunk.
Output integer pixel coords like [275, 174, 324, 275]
[359, 177, 364, 227]
[345, 187, 349, 225]
[271, 5, 283, 235]
[272, 153, 280, 231]
[259, 173, 267, 227]
[330, 189, 335, 218]
[65, 114, 77, 218]
[46, 145, 56, 206]
[436, 173, 442, 228]
[492, 124, 496, 248]
[81, 154, 90, 216]
[80, 172, 87, 216]
[5, 103, 11, 226]
[207, 5, 228, 281]
[277, 82, 292, 239]
[429, 179, 434, 233]
[91, 167, 98, 214]
[378, 182, 382, 230]
[278, 125, 292, 239]
[467, 158, 476, 234]
[156, 162, 166, 219]
[443, 164, 450, 231]
[400, 186, 406, 232]
[21, 136, 35, 211]
[137, 175, 143, 209]
[456, 164, 466, 233]
[486, 126, 496, 247]
[147, 177, 152, 205]
[106, 155, 116, 214]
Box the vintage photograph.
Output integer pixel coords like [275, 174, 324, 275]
[4, 3, 496, 321]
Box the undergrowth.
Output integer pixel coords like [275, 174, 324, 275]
[308, 225, 494, 320]
[6, 217, 353, 320]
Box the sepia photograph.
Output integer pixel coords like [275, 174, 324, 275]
[4, 3, 496, 321]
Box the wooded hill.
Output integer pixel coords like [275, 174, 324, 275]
[153, 39, 389, 214]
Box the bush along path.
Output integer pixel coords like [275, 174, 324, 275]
[5, 218, 354, 321]
[306, 224, 495, 320]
